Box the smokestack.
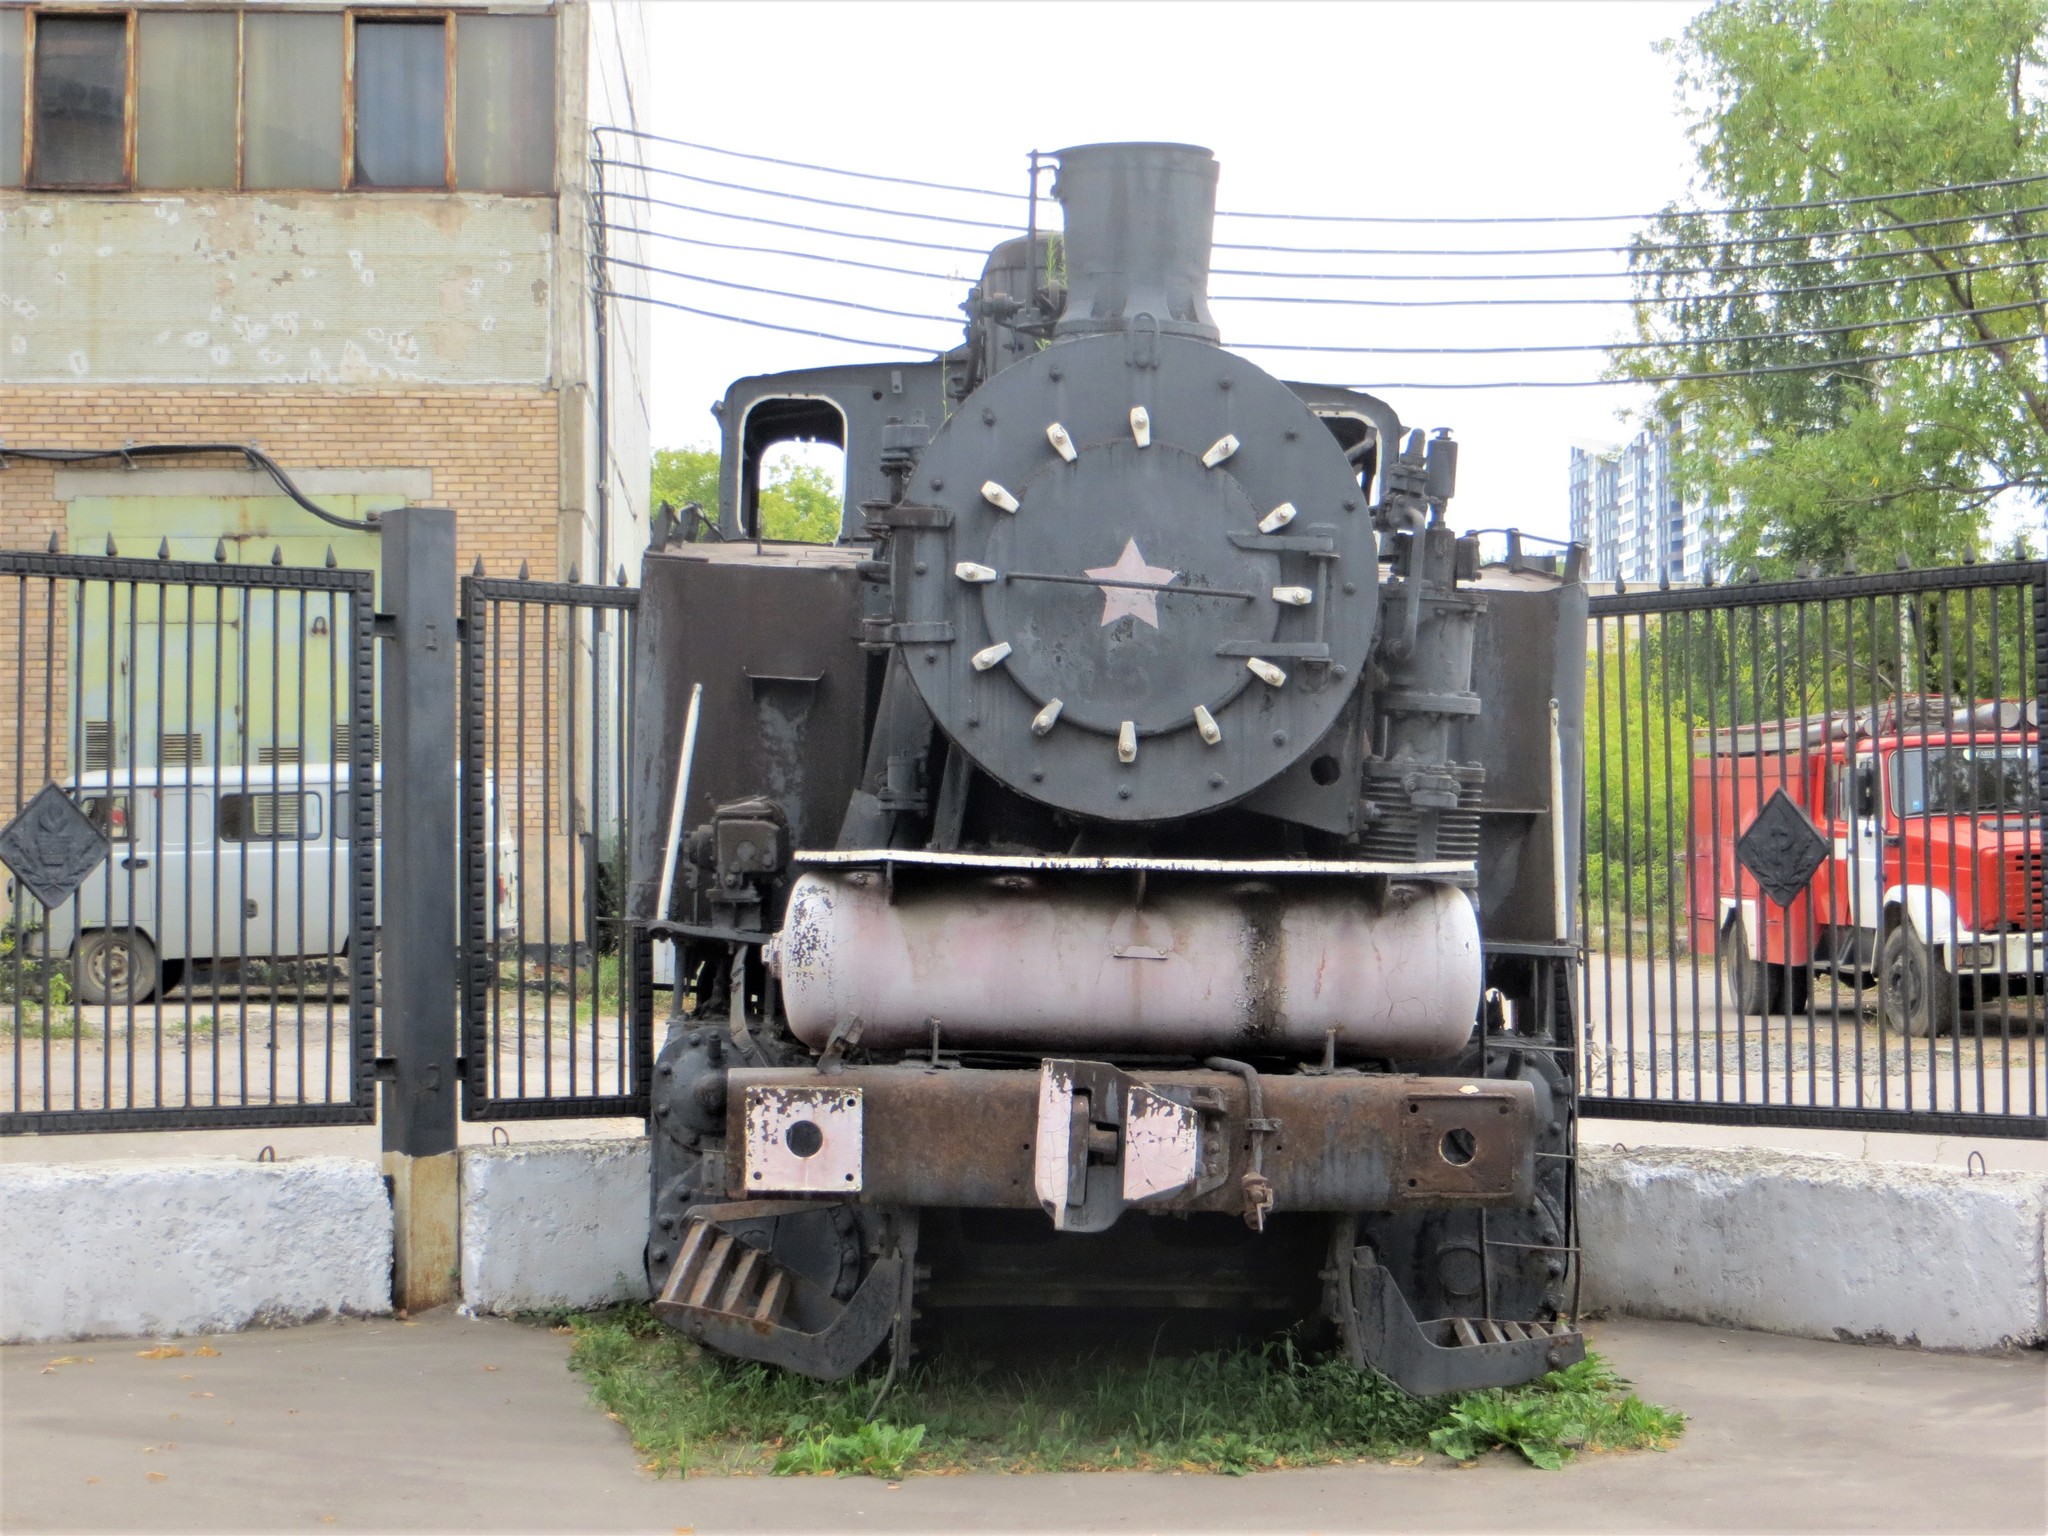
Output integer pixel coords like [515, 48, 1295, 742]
[1050, 142, 1220, 344]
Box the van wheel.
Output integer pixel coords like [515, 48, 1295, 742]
[1880, 925, 1953, 1039]
[1718, 916, 1809, 1016]
[74, 930, 162, 1006]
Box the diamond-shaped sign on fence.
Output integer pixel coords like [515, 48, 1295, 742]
[0, 783, 111, 911]
[1735, 788, 1830, 906]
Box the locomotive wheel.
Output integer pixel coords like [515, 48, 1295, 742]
[1880, 924, 1953, 1039]
[1718, 915, 1808, 1017]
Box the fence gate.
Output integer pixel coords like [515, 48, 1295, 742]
[459, 572, 646, 1120]
[0, 545, 378, 1133]
[1582, 559, 2048, 1138]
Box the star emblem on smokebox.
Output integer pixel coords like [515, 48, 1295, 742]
[1735, 788, 1830, 906]
[1084, 539, 1177, 629]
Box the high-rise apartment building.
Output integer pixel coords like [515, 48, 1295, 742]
[1569, 424, 1721, 587]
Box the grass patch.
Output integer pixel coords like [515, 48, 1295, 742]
[562, 1305, 1683, 1478]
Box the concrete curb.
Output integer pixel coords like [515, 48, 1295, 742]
[458, 1138, 650, 1315]
[1577, 1143, 2048, 1351]
[0, 1156, 392, 1344]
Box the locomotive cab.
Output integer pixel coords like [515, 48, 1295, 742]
[627, 142, 1587, 1395]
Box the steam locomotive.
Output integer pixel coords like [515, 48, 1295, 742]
[627, 143, 1588, 1394]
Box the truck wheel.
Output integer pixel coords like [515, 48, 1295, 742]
[74, 929, 162, 1007]
[1718, 916, 1809, 1016]
[1880, 925, 1953, 1039]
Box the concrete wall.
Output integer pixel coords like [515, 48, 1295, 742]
[0, 1156, 391, 1345]
[1578, 1143, 2048, 1352]
[458, 1137, 650, 1315]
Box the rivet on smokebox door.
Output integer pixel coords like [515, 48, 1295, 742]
[1202, 434, 1240, 469]
[971, 641, 1013, 671]
[981, 481, 1020, 513]
[1045, 423, 1077, 462]
[1194, 705, 1222, 745]
[1117, 721, 1137, 763]
[1031, 698, 1063, 736]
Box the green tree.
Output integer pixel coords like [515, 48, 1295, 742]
[1619, 0, 2048, 575]
[648, 446, 842, 543]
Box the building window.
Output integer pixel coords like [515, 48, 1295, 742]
[352, 16, 446, 188]
[29, 12, 128, 188]
[4, 6, 554, 194]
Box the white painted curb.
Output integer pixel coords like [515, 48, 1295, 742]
[459, 1138, 649, 1315]
[0, 1157, 392, 1345]
[1578, 1144, 2048, 1351]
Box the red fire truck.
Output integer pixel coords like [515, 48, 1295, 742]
[1689, 700, 2043, 1036]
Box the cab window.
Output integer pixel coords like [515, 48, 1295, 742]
[737, 396, 846, 543]
[218, 791, 322, 842]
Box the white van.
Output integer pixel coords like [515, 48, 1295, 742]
[20, 767, 519, 1005]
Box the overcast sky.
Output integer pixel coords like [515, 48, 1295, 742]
[634, 0, 1710, 543]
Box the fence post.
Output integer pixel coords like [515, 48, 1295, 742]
[379, 507, 460, 1311]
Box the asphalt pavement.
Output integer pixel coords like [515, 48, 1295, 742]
[2, 1309, 2041, 1534]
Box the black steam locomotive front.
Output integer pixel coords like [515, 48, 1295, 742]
[627, 142, 1588, 1394]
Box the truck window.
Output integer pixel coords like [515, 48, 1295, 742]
[218, 791, 322, 842]
[77, 794, 130, 842]
[1890, 745, 2038, 817]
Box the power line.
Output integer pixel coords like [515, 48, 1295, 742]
[598, 186, 990, 257]
[1329, 327, 2048, 389]
[600, 240, 2044, 354]
[597, 214, 2048, 309]
[1229, 299, 2044, 356]
[1210, 254, 2048, 308]
[595, 156, 1023, 234]
[589, 125, 2048, 228]
[1216, 225, 2047, 263]
[1209, 228, 2043, 282]
[601, 252, 961, 326]
[598, 152, 2048, 267]
[597, 286, 941, 354]
[603, 221, 970, 284]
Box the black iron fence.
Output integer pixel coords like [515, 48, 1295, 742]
[0, 544, 377, 1133]
[1581, 560, 2048, 1138]
[459, 571, 646, 1119]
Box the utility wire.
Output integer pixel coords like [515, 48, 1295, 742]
[597, 286, 943, 354]
[599, 241, 2044, 354]
[598, 153, 2048, 265]
[599, 186, 990, 256]
[1330, 327, 2048, 389]
[594, 156, 1023, 233]
[590, 125, 2048, 227]
[603, 221, 971, 283]
[599, 215, 2048, 308]
[600, 253, 962, 324]
[0, 444, 378, 530]
[1209, 254, 2048, 307]
[1229, 299, 2044, 356]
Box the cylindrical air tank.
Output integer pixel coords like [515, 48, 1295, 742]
[774, 871, 1481, 1060]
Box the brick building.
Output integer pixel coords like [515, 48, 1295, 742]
[0, 0, 649, 927]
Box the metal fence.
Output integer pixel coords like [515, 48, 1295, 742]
[459, 571, 646, 1119]
[1581, 560, 2048, 1138]
[0, 544, 377, 1133]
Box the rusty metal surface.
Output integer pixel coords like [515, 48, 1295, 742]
[724, 1064, 1535, 1217]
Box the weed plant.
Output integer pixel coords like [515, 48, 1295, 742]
[564, 1305, 1683, 1478]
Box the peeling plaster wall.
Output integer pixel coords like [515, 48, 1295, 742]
[0, 194, 554, 386]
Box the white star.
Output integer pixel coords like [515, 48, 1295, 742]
[1084, 538, 1178, 629]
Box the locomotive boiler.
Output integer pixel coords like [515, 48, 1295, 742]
[626, 142, 1589, 1394]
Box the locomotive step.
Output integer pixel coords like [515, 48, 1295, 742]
[1340, 1251, 1587, 1396]
[653, 1217, 792, 1329]
[650, 1210, 909, 1383]
[1445, 1316, 1582, 1348]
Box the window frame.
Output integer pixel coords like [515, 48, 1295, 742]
[6, 5, 552, 195]
[22, 7, 137, 192]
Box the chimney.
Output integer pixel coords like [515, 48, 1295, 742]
[1050, 142, 1220, 345]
